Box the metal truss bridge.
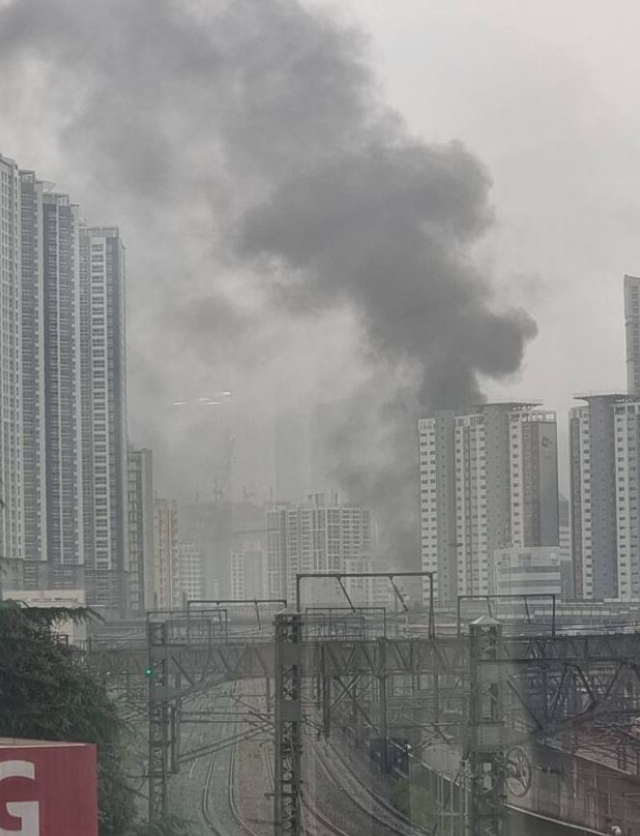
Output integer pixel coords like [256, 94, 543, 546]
[85, 589, 640, 836]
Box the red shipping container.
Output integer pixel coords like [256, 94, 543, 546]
[0, 738, 98, 836]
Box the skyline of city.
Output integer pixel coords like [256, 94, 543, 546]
[4, 144, 640, 613]
[4, 5, 640, 835]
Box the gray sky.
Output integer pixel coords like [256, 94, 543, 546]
[1, 0, 636, 509]
[346, 0, 639, 446]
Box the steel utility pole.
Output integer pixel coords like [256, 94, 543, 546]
[467, 616, 506, 836]
[274, 612, 302, 836]
[147, 621, 170, 822]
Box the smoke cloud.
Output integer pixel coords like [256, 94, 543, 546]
[0, 0, 536, 565]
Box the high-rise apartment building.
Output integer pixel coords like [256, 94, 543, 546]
[420, 403, 559, 603]
[18, 175, 86, 592]
[231, 539, 265, 600]
[0, 154, 129, 611]
[570, 394, 628, 600]
[265, 492, 373, 605]
[418, 410, 457, 605]
[41, 193, 84, 587]
[79, 226, 128, 609]
[571, 394, 640, 601]
[625, 275, 640, 395]
[0, 154, 24, 583]
[177, 541, 204, 604]
[19, 172, 46, 575]
[153, 498, 179, 610]
[612, 402, 640, 600]
[558, 494, 573, 598]
[127, 448, 155, 614]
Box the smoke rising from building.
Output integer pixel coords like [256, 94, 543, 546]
[0, 0, 536, 565]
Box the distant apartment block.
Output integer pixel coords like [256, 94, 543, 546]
[0, 153, 130, 612]
[625, 275, 640, 395]
[127, 448, 155, 614]
[571, 395, 624, 599]
[558, 494, 573, 598]
[571, 394, 640, 601]
[41, 192, 84, 586]
[19, 171, 46, 574]
[231, 538, 266, 600]
[153, 498, 179, 610]
[494, 547, 562, 599]
[177, 541, 205, 604]
[0, 154, 24, 579]
[265, 492, 373, 605]
[343, 555, 397, 610]
[419, 402, 559, 604]
[79, 226, 128, 609]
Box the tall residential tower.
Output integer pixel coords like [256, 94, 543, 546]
[80, 226, 128, 609]
[624, 275, 640, 395]
[266, 492, 373, 605]
[0, 154, 130, 611]
[127, 448, 155, 614]
[570, 393, 640, 601]
[0, 154, 23, 581]
[420, 402, 559, 604]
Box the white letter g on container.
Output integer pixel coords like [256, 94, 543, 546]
[0, 761, 40, 836]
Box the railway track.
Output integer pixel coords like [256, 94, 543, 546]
[258, 711, 420, 836]
[200, 681, 424, 836]
[202, 682, 273, 836]
[319, 735, 430, 835]
[307, 734, 424, 836]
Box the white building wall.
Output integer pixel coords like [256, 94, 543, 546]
[266, 495, 373, 606]
[494, 547, 562, 598]
[455, 414, 489, 596]
[153, 498, 179, 610]
[570, 404, 595, 599]
[625, 275, 640, 396]
[419, 418, 439, 595]
[127, 448, 155, 614]
[614, 403, 640, 600]
[19, 171, 47, 571]
[231, 551, 244, 600]
[41, 194, 84, 574]
[231, 539, 266, 600]
[177, 541, 204, 604]
[80, 227, 128, 609]
[344, 556, 395, 609]
[509, 413, 525, 547]
[421, 404, 559, 605]
[0, 153, 24, 573]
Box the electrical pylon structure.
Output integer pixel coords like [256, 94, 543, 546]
[87, 595, 640, 836]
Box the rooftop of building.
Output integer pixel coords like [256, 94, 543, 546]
[419, 400, 547, 422]
[574, 391, 638, 402]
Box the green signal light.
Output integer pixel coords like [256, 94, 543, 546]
[144, 666, 154, 678]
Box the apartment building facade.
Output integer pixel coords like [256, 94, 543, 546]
[420, 402, 559, 604]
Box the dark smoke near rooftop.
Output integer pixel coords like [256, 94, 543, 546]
[0, 0, 536, 566]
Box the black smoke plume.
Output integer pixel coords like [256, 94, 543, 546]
[0, 0, 536, 565]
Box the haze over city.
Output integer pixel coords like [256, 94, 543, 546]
[4, 0, 636, 540]
[1, 2, 638, 490]
[3, 4, 640, 835]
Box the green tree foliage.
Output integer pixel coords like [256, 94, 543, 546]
[0, 603, 194, 835]
[0, 602, 136, 835]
